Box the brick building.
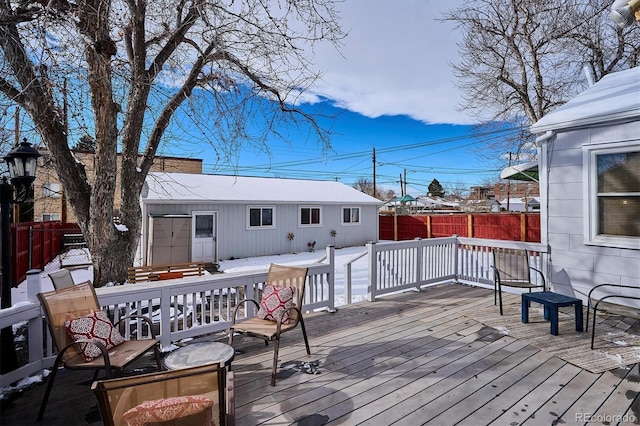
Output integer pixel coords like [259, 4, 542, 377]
[469, 182, 539, 201]
[33, 149, 202, 223]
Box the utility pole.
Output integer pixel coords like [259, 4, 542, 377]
[404, 169, 407, 196]
[372, 147, 376, 199]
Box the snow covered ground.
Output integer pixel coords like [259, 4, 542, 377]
[12, 245, 372, 306]
[218, 246, 371, 306]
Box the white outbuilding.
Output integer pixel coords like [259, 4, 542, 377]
[138, 172, 381, 265]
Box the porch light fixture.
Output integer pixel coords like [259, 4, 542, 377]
[1, 138, 41, 373]
[3, 138, 42, 203]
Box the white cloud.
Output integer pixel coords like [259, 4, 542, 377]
[308, 0, 473, 125]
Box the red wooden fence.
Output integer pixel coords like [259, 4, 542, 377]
[379, 213, 540, 242]
[6, 221, 81, 287]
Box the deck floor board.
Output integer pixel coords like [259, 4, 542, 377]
[1, 283, 638, 426]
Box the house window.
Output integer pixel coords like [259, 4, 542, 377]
[42, 213, 60, 221]
[299, 206, 321, 227]
[247, 206, 275, 229]
[342, 206, 361, 225]
[584, 143, 640, 249]
[42, 183, 61, 198]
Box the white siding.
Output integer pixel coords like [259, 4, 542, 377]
[544, 121, 640, 305]
[141, 202, 378, 262]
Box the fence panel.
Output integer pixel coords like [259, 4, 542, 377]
[397, 215, 428, 240]
[431, 215, 468, 238]
[379, 215, 395, 240]
[380, 213, 541, 242]
[526, 214, 541, 242]
[473, 213, 521, 241]
[9, 222, 82, 285]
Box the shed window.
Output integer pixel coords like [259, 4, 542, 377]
[342, 206, 360, 225]
[584, 142, 640, 249]
[247, 206, 274, 229]
[299, 206, 321, 227]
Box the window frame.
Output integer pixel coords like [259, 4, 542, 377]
[342, 206, 361, 226]
[298, 205, 322, 228]
[583, 140, 640, 249]
[246, 205, 275, 230]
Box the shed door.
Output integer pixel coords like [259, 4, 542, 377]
[192, 211, 217, 263]
[147, 216, 191, 265]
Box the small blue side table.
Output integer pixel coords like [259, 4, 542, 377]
[521, 291, 584, 336]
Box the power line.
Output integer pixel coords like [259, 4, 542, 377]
[204, 124, 525, 175]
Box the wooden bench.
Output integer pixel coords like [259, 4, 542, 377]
[127, 262, 206, 283]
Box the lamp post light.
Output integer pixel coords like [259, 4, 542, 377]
[1, 138, 41, 374]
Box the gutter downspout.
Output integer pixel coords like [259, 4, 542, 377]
[535, 130, 555, 290]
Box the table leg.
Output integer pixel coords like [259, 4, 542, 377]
[521, 296, 529, 324]
[549, 306, 559, 336]
[575, 301, 583, 332]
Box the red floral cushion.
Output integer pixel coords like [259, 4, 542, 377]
[122, 395, 215, 426]
[65, 310, 125, 362]
[257, 284, 295, 324]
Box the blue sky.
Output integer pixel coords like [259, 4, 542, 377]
[201, 100, 516, 196]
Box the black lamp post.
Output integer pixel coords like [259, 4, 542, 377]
[1, 138, 41, 374]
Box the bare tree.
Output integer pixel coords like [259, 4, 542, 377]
[0, 0, 344, 286]
[352, 177, 395, 201]
[443, 0, 639, 156]
[444, 178, 469, 199]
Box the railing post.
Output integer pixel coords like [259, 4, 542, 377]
[246, 277, 256, 317]
[326, 245, 335, 310]
[367, 242, 376, 301]
[26, 269, 43, 366]
[159, 286, 172, 350]
[415, 238, 422, 291]
[26, 268, 42, 303]
[453, 235, 460, 283]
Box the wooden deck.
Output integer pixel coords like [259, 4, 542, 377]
[1, 283, 639, 425]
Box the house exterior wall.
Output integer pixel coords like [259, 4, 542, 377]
[543, 120, 640, 303]
[139, 201, 379, 263]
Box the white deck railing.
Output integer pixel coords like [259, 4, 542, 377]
[345, 236, 548, 301]
[1, 238, 548, 388]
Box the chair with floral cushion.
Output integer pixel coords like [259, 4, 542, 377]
[92, 363, 235, 426]
[228, 263, 309, 386]
[36, 281, 162, 421]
